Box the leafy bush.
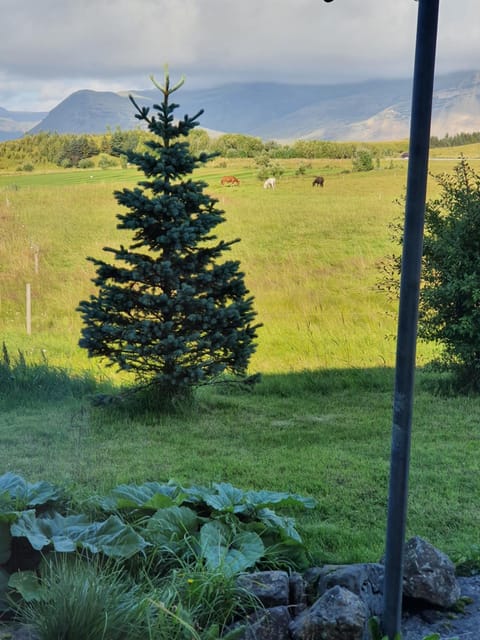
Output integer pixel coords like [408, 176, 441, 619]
[352, 149, 374, 172]
[0, 473, 316, 623]
[377, 158, 480, 391]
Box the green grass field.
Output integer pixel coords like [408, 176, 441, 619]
[1, 153, 480, 567]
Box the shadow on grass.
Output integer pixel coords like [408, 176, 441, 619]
[0, 343, 116, 408]
[1, 339, 457, 417]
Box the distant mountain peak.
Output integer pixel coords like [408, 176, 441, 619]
[2, 70, 480, 142]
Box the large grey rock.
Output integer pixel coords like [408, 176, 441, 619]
[316, 562, 384, 617]
[289, 585, 368, 640]
[232, 606, 292, 640]
[402, 536, 461, 609]
[236, 570, 290, 608]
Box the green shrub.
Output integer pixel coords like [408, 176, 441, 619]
[352, 149, 374, 172]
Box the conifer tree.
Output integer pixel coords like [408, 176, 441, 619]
[78, 70, 260, 397]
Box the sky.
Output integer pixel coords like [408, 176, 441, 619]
[1, 0, 479, 113]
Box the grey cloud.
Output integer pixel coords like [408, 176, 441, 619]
[1, 0, 480, 111]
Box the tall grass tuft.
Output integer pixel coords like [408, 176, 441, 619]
[0, 342, 104, 407]
[142, 553, 262, 640]
[14, 555, 147, 640]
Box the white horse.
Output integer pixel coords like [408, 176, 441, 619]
[263, 177, 276, 189]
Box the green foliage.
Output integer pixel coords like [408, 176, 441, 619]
[254, 151, 285, 180]
[418, 158, 480, 389]
[430, 130, 480, 147]
[143, 556, 259, 639]
[0, 472, 314, 624]
[78, 71, 261, 397]
[210, 133, 263, 158]
[379, 158, 480, 391]
[352, 148, 374, 172]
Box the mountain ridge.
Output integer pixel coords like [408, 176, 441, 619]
[2, 70, 480, 142]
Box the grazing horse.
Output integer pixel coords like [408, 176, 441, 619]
[220, 175, 240, 186]
[312, 176, 325, 188]
[263, 177, 276, 189]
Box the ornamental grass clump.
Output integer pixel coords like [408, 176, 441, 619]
[14, 555, 147, 640]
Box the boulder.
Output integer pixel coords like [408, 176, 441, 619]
[236, 570, 290, 608]
[402, 536, 461, 608]
[316, 562, 384, 617]
[289, 585, 368, 640]
[232, 605, 292, 640]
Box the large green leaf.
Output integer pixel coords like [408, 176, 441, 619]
[145, 506, 199, 544]
[11, 511, 148, 559]
[11, 511, 83, 552]
[180, 482, 316, 516]
[203, 483, 248, 514]
[243, 489, 316, 511]
[257, 508, 303, 544]
[96, 481, 185, 511]
[199, 521, 264, 576]
[71, 515, 149, 558]
[8, 570, 44, 602]
[0, 472, 63, 509]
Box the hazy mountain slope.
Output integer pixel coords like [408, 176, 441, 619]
[2, 70, 480, 142]
[28, 90, 138, 135]
[0, 106, 47, 141]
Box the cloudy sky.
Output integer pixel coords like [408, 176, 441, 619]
[1, 0, 479, 112]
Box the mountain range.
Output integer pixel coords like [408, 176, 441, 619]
[2, 70, 480, 143]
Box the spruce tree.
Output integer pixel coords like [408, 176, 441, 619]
[77, 70, 260, 397]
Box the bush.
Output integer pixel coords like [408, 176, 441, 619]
[352, 149, 374, 172]
[78, 158, 95, 169]
[377, 157, 480, 391]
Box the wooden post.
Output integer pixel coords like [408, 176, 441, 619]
[26, 283, 31, 335]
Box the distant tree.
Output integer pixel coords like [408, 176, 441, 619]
[77, 70, 261, 400]
[211, 133, 264, 158]
[57, 135, 98, 167]
[110, 128, 142, 157]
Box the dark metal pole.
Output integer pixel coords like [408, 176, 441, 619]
[382, 1, 440, 638]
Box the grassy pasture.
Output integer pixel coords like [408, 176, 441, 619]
[1, 153, 480, 566]
[0, 157, 412, 371]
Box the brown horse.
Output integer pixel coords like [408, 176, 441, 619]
[220, 175, 240, 186]
[312, 176, 325, 187]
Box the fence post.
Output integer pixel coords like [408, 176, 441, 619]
[26, 283, 31, 335]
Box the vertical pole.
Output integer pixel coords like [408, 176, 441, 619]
[382, 1, 440, 638]
[26, 283, 31, 335]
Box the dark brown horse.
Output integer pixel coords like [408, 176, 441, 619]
[312, 176, 325, 187]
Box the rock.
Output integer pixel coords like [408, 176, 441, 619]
[289, 571, 308, 616]
[232, 606, 292, 640]
[402, 536, 461, 608]
[316, 562, 384, 617]
[289, 585, 368, 640]
[236, 570, 290, 608]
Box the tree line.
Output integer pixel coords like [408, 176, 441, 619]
[0, 128, 411, 171]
